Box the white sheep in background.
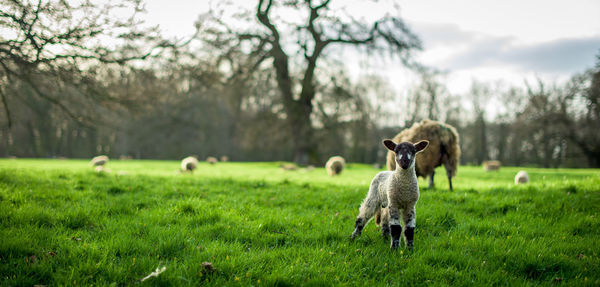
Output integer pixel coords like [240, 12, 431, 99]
[515, 170, 529, 184]
[90, 155, 108, 167]
[325, 156, 345, 176]
[351, 139, 429, 250]
[181, 156, 198, 173]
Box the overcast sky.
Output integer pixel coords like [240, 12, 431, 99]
[142, 0, 600, 95]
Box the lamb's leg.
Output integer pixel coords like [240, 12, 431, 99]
[402, 207, 416, 250]
[380, 207, 390, 238]
[429, 171, 435, 189]
[389, 207, 402, 249]
[351, 186, 380, 241]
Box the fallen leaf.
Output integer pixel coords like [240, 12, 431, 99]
[26, 255, 37, 264]
[140, 266, 166, 282]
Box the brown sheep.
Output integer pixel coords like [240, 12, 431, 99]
[206, 156, 218, 165]
[386, 119, 460, 191]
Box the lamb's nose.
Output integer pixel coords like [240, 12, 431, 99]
[401, 160, 410, 169]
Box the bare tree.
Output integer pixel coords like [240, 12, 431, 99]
[405, 66, 448, 123]
[556, 58, 600, 167]
[199, 0, 421, 164]
[469, 81, 489, 164]
[0, 0, 181, 128]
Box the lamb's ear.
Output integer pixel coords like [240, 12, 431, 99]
[383, 139, 397, 151]
[415, 140, 429, 153]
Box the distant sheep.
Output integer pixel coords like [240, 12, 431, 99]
[515, 170, 529, 184]
[325, 156, 345, 176]
[181, 156, 198, 172]
[206, 157, 218, 165]
[387, 119, 460, 191]
[90, 155, 108, 167]
[280, 163, 298, 171]
[220, 156, 229, 162]
[483, 160, 501, 171]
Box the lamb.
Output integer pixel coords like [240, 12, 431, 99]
[351, 139, 429, 250]
[325, 156, 345, 176]
[386, 119, 460, 191]
[483, 160, 501, 171]
[181, 156, 198, 172]
[515, 170, 529, 184]
[220, 156, 229, 162]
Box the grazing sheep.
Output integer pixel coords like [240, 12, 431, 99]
[483, 160, 501, 171]
[90, 155, 108, 167]
[220, 156, 229, 162]
[206, 157, 218, 165]
[387, 119, 460, 191]
[325, 156, 345, 176]
[515, 170, 529, 184]
[280, 163, 298, 171]
[181, 156, 198, 172]
[351, 140, 429, 250]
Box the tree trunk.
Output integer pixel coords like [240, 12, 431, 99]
[475, 113, 488, 164]
[497, 123, 508, 163]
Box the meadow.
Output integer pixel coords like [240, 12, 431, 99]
[0, 159, 599, 286]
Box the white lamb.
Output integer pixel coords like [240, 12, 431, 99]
[351, 139, 429, 250]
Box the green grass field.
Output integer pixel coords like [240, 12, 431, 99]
[1, 159, 599, 286]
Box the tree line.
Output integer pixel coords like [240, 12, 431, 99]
[1, 0, 598, 167]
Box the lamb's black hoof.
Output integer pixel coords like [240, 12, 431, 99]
[350, 229, 360, 241]
[407, 241, 414, 251]
[390, 240, 400, 249]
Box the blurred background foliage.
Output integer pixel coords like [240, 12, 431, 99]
[1, 0, 598, 167]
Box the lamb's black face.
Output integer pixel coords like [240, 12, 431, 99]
[383, 139, 429, 171]
[394, 142, 416, 170]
